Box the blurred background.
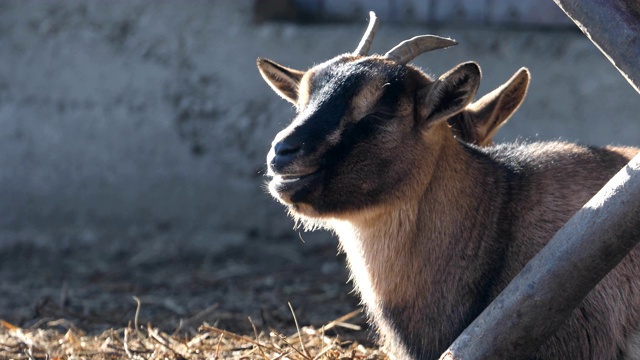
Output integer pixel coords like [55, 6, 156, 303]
[1, 0, 639, 334]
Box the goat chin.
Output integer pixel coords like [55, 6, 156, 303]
[287, 209, 326, 232]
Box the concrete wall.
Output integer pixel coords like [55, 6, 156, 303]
[1, 1, 639, 249]
[294, 0, 572, 27]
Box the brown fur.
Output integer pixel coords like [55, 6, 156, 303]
[257, 45, 640, 359]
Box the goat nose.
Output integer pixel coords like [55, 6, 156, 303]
[270, 139, 303, 174]
[274, 140, 302, 156]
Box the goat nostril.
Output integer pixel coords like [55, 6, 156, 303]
[274, 141, 301, 156]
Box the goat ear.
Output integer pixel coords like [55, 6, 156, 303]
[465, 67, 530, 145]
[420, 62, 481, 126]
[257, 58, 305, 104]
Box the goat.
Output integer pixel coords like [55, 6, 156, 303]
[257, 13, 640, 360]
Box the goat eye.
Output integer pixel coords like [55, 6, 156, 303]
[360, 112, 386, 121]
[360, 114, 377, 122]
[361, 112, 391, 123]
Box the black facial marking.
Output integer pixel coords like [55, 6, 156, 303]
[288, 62, 369, 153]
[307, 59, 407, 124]
[324, 112, 382, 165]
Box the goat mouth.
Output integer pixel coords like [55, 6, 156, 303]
[273, 170, 320, 184]
[270, 169, 323, 197]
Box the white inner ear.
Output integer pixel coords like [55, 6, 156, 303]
[258, 59, 304, 104]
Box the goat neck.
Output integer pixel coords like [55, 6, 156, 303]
[329, 125, 507, 358]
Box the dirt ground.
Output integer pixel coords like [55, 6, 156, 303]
[0, 231, 372, 345]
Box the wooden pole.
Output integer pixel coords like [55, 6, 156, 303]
[440, 152, 640, 359]
[552, 0, 640, 94]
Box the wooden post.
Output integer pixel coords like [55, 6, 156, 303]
[440, 152, 640, 359]
[552, 0, 640, 94]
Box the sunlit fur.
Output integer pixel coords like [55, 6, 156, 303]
[258, 47, 640, 359]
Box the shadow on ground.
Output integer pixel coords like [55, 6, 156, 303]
[0, 231, 372, 345]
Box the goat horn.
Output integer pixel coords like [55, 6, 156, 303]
[384, 35, 458, 65]
[353, 11, 380, 56]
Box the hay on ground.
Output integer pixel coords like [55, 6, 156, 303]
[0, 309, 387, 359]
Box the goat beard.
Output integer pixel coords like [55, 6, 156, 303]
[287, 207, 329, 232]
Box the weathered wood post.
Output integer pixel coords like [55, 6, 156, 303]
[440, 1, 640, 358]
[553, 0, 640, 94]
